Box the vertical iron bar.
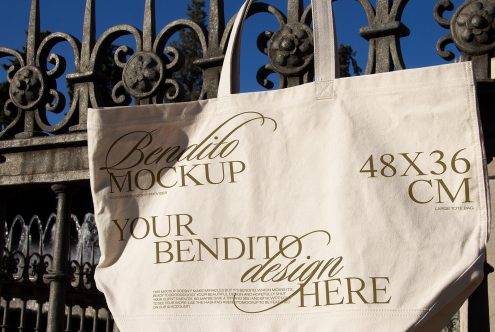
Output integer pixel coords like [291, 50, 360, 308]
[0, 190, 6, 298]
[0, 189, 4, 254]
[70, 0, 96, 132]
[1, 299, 10, 332]
[65, 306, 73, 332]
[471, 54, 491, 80]
[138, 0, 156, 105]
[79, 306, 86, 332]
[47, 184, 72, 332]
[375, 0, 391, 73]
[287, 0, 302, 23]
[142, 0, 155, 52]
[18, 300, 26, 332]
[105, 310, 111, 332]
[202, 0, 225, 98]
[92, 308, 98, 332]
[34, 301, 42, 332]
[90, 243, 95, 267]
[16, 0, 40, 139]
[286, 0, 304, 87]
[26, 0, 40, 66]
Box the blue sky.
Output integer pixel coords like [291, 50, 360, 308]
[0, 0, 462, 95]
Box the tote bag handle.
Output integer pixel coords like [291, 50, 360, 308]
[217, 0, 338, 97]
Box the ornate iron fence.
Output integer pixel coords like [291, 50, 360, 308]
[0, 0, 494, 331]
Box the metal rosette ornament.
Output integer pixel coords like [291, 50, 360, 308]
[9, 66, 46, 110]
[268, 23, 314, 76]
[451, 0, 495, 55]
[122, 51, 164, 99]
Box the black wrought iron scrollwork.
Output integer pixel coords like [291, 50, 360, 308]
[0, 48, 25, 137]
[68, 213, 99, 291]
[1, 212, 100, 292]
[0, 0, 84, 139]
[434, 0, 458, 61]
[5, 0, 488, 140]
[252, 0, 411, 84]
[35, 32, 81, 132]
[435, 0, 495, 79]
[0, 0, 212, 138]
[0, 0, 423, 139]
[28, 253, 51, 284]
[92, 26, 142, 106]
[88, 0, 209, 105]
[243, 1, 316, 89]
[3, 251, 24, 281]
[1, 214, 55, 285]
[153, 19, 207, 102]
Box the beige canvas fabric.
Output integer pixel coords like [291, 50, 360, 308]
[87, 0, 490, 331]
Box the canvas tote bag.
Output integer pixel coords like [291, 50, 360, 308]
[87, 0, 490, 330]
